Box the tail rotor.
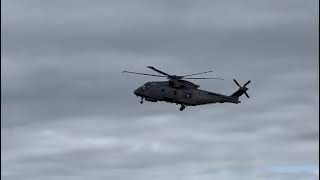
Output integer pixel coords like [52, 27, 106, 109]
[232, 79, 251, 98]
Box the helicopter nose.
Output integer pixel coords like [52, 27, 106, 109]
[134, 88, 140, 96]
[134, 86, 145, 96]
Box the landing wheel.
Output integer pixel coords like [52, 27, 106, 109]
[179, 104, 186, 111]
[140, 97, 144, 104]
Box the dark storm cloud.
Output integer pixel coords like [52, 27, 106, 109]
[1, 0, 318, 180]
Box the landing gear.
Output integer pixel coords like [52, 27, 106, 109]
[179, 104, 186, 111]
[140, 97, 144, 104]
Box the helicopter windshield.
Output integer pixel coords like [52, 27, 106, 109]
[141, 83, 151, 90]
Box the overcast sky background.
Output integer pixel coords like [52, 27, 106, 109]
[1, 0, 319, 180]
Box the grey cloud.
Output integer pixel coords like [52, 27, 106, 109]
[1, 0, 318, 180]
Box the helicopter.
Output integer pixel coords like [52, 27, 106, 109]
[123, 66, 251, 111]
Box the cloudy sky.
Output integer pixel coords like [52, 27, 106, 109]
[1, 0, 319, 179]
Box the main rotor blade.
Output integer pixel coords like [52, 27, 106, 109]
[181, 70, 213, 77]
[233, 79, 241, 87]
[244, 92, 250, 98]
[183, 77, 224, 80]
[122, 71, 167, 77]
[244, 80, 251, 87]
[146, 66, 171, 76]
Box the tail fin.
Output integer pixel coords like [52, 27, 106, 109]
[231, 87, 248, 97]
[230, 79, 251, 101]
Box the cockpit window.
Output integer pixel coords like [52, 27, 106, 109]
[142, 83, 150, 90]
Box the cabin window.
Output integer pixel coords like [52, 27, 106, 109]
[172, 91, 177, 95]
[187, 93, 192, 98]
[161, 89, 165, 92]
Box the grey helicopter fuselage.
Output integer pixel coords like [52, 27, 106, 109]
[134, 80, 241, 106]
[123, 66, 251, 111]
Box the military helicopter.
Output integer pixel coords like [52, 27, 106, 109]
[123, 66, 251, 111]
